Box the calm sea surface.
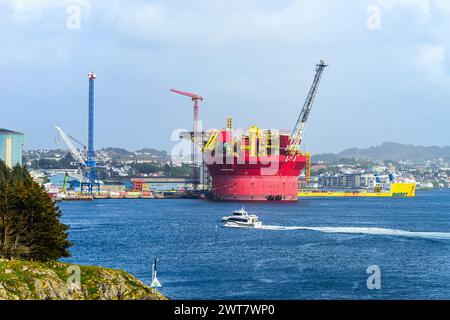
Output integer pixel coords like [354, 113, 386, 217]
[60, 190, 450, 300]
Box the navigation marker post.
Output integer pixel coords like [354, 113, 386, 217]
[150, 258, 162, 289]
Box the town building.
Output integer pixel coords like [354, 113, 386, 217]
[0, 129, 25, 168]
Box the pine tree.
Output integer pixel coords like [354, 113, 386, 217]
[0, 161, 16, 258]
[0, 161, 71, 261]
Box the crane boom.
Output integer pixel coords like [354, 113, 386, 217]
[170, 88, 204, 101]
[289, 60, 328, 151]
[54, 126, 87, 167]
[170, 88, 205, 193]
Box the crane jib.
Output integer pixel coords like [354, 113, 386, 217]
[288, 60, 328, 150]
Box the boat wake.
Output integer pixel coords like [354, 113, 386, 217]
[258, 225, 450, 240]
[223, 223, 261, 229]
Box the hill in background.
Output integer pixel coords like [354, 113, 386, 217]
[313, 142, 450, 162]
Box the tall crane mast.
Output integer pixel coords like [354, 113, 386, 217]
[288, 60, 328, 153]
[170, 88, 205, 193]
[82, 72, 100, 194]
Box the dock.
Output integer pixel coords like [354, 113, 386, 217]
[54, 190, 203, 201]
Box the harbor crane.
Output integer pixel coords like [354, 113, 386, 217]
[170, 88, 205, 193]
[55, 126, 87, 167]
[82, 72, 100, 194]
[54, 72, 100, 194]
[288, 60, 328, 153]
[54, 125, 101, 192]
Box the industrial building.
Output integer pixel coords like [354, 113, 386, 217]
[48, 173, 83, 191]
[100, 181, 126, 193]
[319, 174, 378, 189]
[0, 129, 25, 168]
[319, 174, 363, 189]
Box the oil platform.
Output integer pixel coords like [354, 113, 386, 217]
[177, 60, 328, 201]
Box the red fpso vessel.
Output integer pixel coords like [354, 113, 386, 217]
[205, 129, 308, 201]
[207, 155, 307, 201]
[201, 60, 327, 202]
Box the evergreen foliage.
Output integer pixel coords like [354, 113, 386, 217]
[0, 160, 71, 261]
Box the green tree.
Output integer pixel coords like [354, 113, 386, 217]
[0, 161, 71, 261]
[163, 164, 191, 177]
[131, 162, 160, 175]
[0, 163, 18, 258]
[59, 152, 77, 169]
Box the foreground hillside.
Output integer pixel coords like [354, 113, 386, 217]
[0, 259, 167, 300]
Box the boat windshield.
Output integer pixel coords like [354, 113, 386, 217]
[228, 217, 250, 222]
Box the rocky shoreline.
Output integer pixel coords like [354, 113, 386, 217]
[0, 259, 167, 300]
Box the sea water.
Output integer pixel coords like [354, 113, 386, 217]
[60, 190, 450, 300]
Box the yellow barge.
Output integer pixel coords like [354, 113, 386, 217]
[298, 183, 416, 198]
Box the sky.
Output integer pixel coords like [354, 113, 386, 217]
[0, 0, 449, 154]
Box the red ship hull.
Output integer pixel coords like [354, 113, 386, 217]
[206, 155, 307, 201]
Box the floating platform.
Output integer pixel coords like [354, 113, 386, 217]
[298, 183, 416, 198]
[207, 154, 307, 202]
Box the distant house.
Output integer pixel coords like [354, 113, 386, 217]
[0, 129, 25, 168]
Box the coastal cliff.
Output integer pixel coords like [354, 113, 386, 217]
[0, 259, 167, 300]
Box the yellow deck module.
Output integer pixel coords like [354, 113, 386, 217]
[204, 130, 219, 151]
[298, 183, 416, 198]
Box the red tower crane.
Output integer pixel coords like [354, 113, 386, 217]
[170, 88, 205, 193]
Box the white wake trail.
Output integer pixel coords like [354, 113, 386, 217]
[258, 225, 450, 240]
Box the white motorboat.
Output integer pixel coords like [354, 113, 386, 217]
[221, 208, 262, 228]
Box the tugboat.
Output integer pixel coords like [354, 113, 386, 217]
[221, 208, 262, 228]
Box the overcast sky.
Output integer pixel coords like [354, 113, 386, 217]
[1, 0, 449, 154]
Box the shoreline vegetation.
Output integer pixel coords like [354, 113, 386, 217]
[0, 160, 166, 300]
[0, 259, 167, 300]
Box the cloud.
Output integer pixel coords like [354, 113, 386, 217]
[1, 0, 450, 151]
[378, 0, 431, 17]
[0, 0, 54, 17]
[110, 0, 335, 47]
[434, 0, 450, 15]
[378, 0, 450, 19]
[373, 0, 450, 85]
[416, 44, 449, 84]
[0, 0, 92, 19]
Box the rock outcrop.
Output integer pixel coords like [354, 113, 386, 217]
[0, 259, 167, 300]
